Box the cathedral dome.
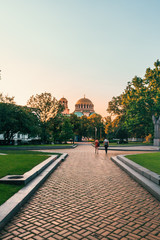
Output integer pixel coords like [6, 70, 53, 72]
[76, 97, 93, 105]
[74, 96, 94, 117]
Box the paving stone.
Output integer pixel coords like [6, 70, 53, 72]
[0, 145, 160, 240]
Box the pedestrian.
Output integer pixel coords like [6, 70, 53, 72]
[103, 138, 109, 154]
[95, 139, 99, 154]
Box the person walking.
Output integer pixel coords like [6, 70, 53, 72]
[103, 138, 109, 154]
[95, 139, 99, 154]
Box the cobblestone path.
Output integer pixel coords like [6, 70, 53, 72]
[0, 144, 160, 240]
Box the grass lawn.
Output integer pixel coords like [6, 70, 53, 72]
[0, 150, 60, 205]
[0, 143, 73, 148]
[99, 142, 152, 147]
[126, 152, 160, 175]
[110, 142, 151, 146]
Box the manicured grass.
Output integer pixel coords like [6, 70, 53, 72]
[0, 153, 50, 177]
[126, 152, 160, 175]
[0, 150, 60, 205]
[99, 142, 152, 147]
[109, 142, 151, 146]
[0, 184, 22, 206]
[0, 143, 73, 148]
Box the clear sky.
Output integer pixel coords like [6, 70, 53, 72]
[0, 0, 160, 117]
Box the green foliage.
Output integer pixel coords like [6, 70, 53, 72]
[80, 115, 90, 139]
[107, 60, 160, 139]
[69, 114, 81, 136]
[0, 103, 40, 144]
[49, 114, 64, 143]
[27, 92, 63, 122]
[88, 113, 105, 140]
[59, 117, 74, 143]
[27, 92, 64, 143]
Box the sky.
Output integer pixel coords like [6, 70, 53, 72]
[0, 0, 160, 117]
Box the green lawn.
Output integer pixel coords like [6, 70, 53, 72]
[0, 150, 60, 205]
[126, 152, 160, 175]
[100, 142, 152, 147]
[110, 142, 151, 146]
[0, 143, 73, 148]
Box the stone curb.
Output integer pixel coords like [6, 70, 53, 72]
[0, 155, 58, 185]
[117, 155, 160, 185]
[111, 155, 160, 201]
[0, 153, 68, 231]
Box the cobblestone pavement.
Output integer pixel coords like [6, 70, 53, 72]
[0, 145, 160, 240]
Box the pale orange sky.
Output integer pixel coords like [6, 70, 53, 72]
[0, 0, 160, 117]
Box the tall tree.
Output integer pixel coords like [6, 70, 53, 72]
[107, 60, 160, 139]
[69, 114, 81, 142]
[104, 116, 115, 139]
[88, 113, 105, 140]
[60, 117, 74, 143]
[0, 103, 40, 144]
[49, 113, 64, 143]
[27, 92, 63, 122]
[27, 92, 63, 143]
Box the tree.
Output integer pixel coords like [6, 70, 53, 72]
[104, 116, 115, 139]
[107, 61, 160, 139]
[88, 113, 105, 140]
[27, 92, 64, 143]
[69, 114, 81, 142]
[0, 103, 40, 144]
[49, 113, 64, 143]
[27, 92, 63, 122]
[0, 93, 15, 104]
[80, 116, 90, 140]
[59, 117, 74, 143]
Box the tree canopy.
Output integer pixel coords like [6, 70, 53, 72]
[27, 92, 63, 122]
[0, 103, 40, 144]
[27, 92, 64, 143]
[107, 60, 160, 139]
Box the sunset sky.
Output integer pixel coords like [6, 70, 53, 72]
[0, 0, 160, 117]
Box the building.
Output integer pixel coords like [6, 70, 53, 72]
[60, 95, 95, 117]
[59, 97, 70, 115]
[74, 96, 95, 117]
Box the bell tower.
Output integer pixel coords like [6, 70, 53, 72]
[59, 97, 70, 115]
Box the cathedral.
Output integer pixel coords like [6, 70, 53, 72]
[59, 96, 95, 117]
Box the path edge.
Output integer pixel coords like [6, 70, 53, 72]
[111, 155, 160, 201]
[0, 153, 68, 231]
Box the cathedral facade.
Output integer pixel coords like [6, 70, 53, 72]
[59, 96, 95, 117]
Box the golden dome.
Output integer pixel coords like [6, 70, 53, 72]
[76, 97, 93, 105]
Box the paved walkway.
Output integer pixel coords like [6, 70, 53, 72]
[0, 145, 160, 240]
